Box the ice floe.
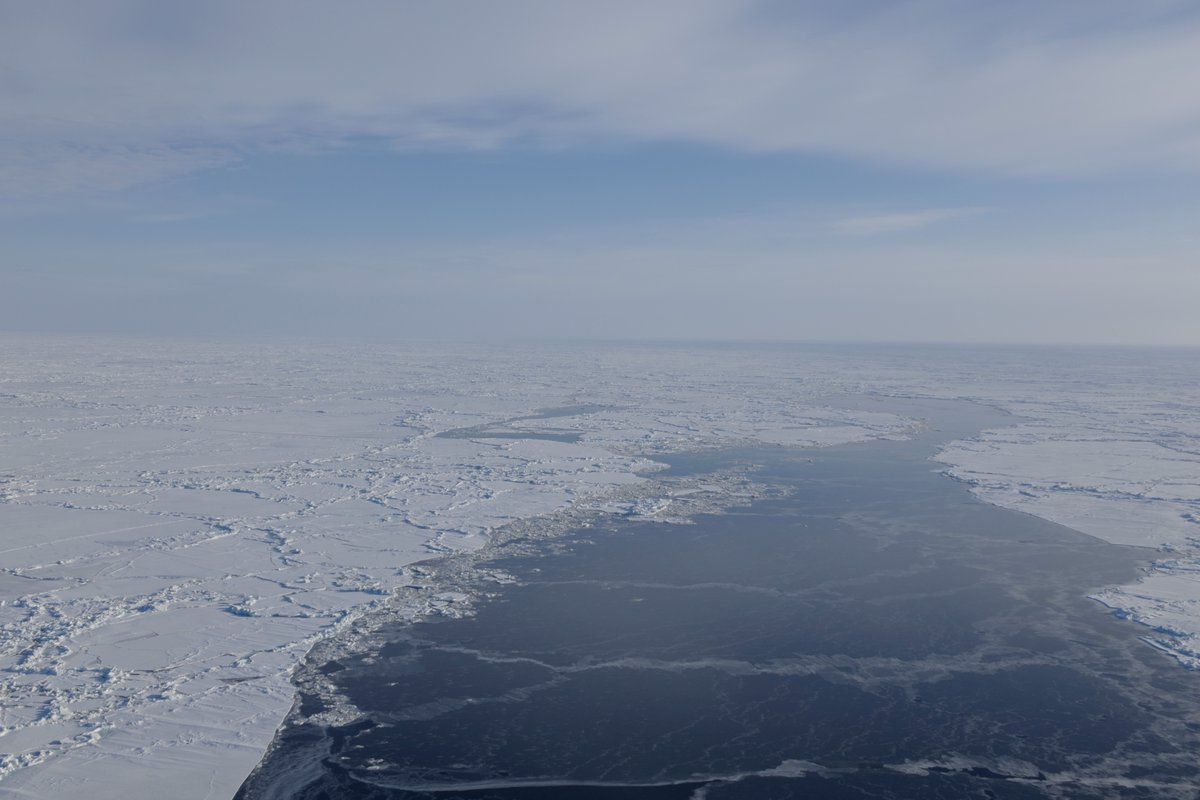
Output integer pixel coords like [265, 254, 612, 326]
[920, 349, 1200, 670]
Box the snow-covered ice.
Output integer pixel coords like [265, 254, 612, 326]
[1, 336, 1196, 798]
[0, 336, 915, 799]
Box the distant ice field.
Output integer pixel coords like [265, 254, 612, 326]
[0, 336, 1197, 798]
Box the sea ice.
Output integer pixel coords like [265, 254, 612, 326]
[1, 336, 1196, 798]
[0, 335, 916, 798]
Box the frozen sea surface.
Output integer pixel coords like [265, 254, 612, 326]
[0, 336, 1197, 798]
[238, 399, 1199, 799]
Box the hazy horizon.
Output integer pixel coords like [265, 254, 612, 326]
[6, 328, 1199, 353]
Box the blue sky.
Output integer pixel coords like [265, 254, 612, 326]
[3, 0, 1199, 344]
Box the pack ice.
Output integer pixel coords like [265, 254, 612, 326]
[0, 336, 913, 799]
[0, 336, 1196, 799]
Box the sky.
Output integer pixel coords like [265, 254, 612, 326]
[3, 0, 1200, 345]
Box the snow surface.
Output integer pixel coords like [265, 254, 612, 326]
[1, 336, 1196, 798]
[0, 336, 915, 799]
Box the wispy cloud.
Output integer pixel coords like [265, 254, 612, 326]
[831, 208, 987, 236]
[4, 1, 1200, 196]
[134, 211, 221, 224]
[130, 196, 255, 224]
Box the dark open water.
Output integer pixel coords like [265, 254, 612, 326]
[238, 399, 1200, 800]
